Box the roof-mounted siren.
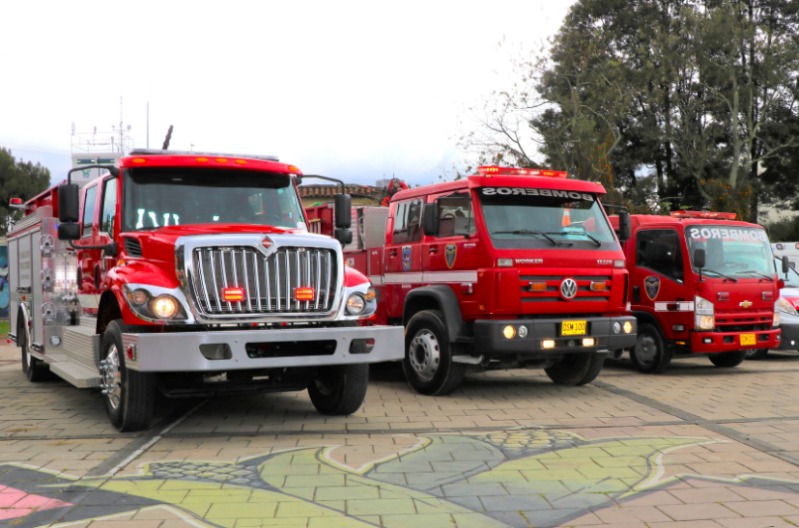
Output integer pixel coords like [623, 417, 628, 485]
[670, 210, 737, 220]
[477, 166, 568, 178]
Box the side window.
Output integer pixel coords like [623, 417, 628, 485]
[100, 178, 117, 235]
[437, 193, 475, 238]
[636, 229, 684, 282]
[392, 199, 422, 244]
[82, 185, 98, 237]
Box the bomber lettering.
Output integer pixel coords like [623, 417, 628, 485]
[686, 226, 767, 242]
[481, 187, 594, 201]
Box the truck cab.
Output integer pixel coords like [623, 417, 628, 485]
[611, 211, 781, 372]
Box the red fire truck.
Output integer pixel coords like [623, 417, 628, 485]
[310, 166, 637, 395]
[609, 211, 782, 373]
[7, 150, 403, 431]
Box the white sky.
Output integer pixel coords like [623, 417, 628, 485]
[1, 1, 574, 186]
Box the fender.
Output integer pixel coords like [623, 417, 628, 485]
[403, 285, 466, 343]
[15, 303, 31, 351]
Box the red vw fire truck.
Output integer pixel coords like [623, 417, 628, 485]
[7, 150, 403, 431]
[311, 166, 637, 395]
[610, 211, 782, 373]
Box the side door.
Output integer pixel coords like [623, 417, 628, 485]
[76, 183, 100, 298]
[423, 192, 480, 313]
[383, 198, 423, 318]
[97, 177, 119, 286]
[632, 229, 690, 338]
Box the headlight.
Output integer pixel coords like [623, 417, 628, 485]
[152, 295, 179, 319]
[694, 295, 715, 330]
[776, 297, 798, 317]
[345, 294, 366, 315]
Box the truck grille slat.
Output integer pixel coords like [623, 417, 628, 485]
[191, 246, 336, 316]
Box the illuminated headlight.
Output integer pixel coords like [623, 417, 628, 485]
[694, 295, 715, 330]
[152, 295, 179, 319]
[623, 321, 633, 334]
[503, 325, 516, 339]
[345, 294, 366, 315]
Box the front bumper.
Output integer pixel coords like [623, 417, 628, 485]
[473, 316, 637, 356]
[777, 317, 799, 350]
[688, 328, 780, 354]
[121, 325, 404, 372]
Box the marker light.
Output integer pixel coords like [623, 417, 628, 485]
[478, 166, 568, 178]
[670, 210, 737, 220]
[222, 287, 246, 302]
[294, 287, 315, 302]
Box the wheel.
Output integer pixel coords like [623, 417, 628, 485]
[403, 310, 466, 395]
[709, 350, 746, 368]
[630, 323, 672, 373]
[99, 320, 156, 432]
[745, 349, 769, 360]
[18, 316, 52, 382]
[307, 364, 369, 415]
[545, 352, 605, 386]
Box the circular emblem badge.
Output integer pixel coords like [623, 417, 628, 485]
[560, 278, 578, 300]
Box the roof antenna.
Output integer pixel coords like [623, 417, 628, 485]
[162, 125, 174, 150]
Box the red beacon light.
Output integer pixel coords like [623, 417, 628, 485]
[670, 210, 737, 220]
[477, 166, 568, 178]
[8, 197, 29, 210]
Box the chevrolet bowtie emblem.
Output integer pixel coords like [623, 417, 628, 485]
[739, 300, 753, 308]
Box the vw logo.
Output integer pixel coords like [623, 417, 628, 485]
[560, 278, 578, 300]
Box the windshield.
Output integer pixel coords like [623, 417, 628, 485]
[122, 167, 307, 231]
[478, 187, 618, 249]
[686, 225, 773, 278]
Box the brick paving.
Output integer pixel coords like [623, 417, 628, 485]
[1, 344, 799, 527]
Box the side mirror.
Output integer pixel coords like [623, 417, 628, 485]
[422, 203, 439, 236]
[617, 211, 631, 242]
[693, 248, 706, 269]
[334, 194, 352, 229]
[58, 183, 80, 223]
[782, 255, 790, 274]
[58, 223, 80, 241]
[334, 228, 353, 245]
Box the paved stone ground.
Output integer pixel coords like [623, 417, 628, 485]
[1, 341, 799, 527]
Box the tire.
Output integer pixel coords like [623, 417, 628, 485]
[307, 363, 369, 415]
[18, 317, 52, 382]
[709, 350, 746, 368]
[545, 352, 606, 386]
[403, 310, 466, 395]
[630, 323, 672, 374]
[99, 320, 155, 432]
[745, 349, 769, 360]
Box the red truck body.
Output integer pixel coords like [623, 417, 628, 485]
[8, 150, 403, 431]
[609, 211, 781, 372]
[312, 166, 637, 394]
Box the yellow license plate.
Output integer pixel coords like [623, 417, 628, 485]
[740, 333, 756, 346]
[561, 320, 587, 336]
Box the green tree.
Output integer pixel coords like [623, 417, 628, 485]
[0, 148, 51, 236]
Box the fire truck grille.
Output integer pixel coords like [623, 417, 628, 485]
[714, 309, 773, 331]
[190, 246, 337, 316]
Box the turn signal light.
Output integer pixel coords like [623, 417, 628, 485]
[222, 287, 245, 302]
[295, 287, 315, 302]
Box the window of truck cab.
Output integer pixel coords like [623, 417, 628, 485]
[81, 184, 98, 237]
[636, 229, 684, 283]
[435, 192, 475, 238]
[392, 199, 422, 244]
[478, 187, 618, 249]
[121, 167, 307, 231]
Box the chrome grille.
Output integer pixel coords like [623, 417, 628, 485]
[190, 246, 336, 316]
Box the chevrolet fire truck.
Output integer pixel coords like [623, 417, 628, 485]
[7, 150, 403, 431]
[311, 166, 637, 395]
[609, 211, 782, 373]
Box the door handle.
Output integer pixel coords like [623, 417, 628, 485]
[429, 246, 438, 254]
[389, 249, 398, 258]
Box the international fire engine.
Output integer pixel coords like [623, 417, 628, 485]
[609, 211, 782, 372]
[7, 150, 403, 431]
[309, 166, 637, 395]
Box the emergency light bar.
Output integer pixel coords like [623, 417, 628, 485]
[478, 166, 568, 178]
[670, 210, 737, 220]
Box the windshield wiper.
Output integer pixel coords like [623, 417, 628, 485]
[738, 269, 774, 281]
[492, 230, 560, 246]
[702, 268, 738, 282]
[550, 230, 601, 247]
